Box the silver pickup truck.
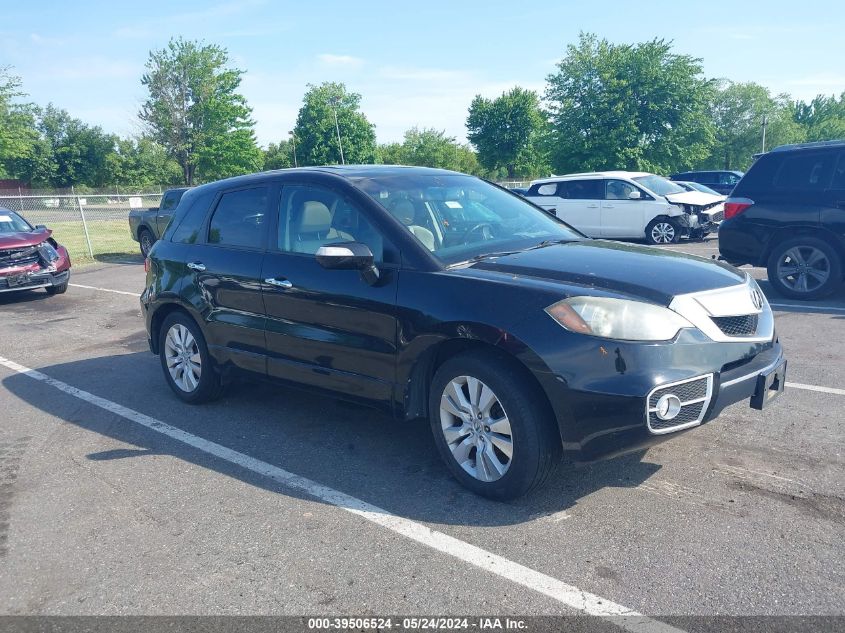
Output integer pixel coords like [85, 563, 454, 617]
[128, 188, 189, 257]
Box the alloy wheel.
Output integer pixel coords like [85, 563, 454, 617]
[164, 323, 201, 392]
[651, 222, 676, 244]
[439, 376, 513, 482]
[776, 246, 830, 294]
[141, 232, 153, 257]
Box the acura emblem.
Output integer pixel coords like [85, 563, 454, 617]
[751, 288, 763, 310]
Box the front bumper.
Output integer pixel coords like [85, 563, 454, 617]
[0, 268, 70, 293]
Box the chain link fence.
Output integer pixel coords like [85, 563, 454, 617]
[0, 191, 163, 262]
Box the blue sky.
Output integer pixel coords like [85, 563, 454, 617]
[2, 0, 843, 147]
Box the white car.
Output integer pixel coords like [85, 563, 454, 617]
[525, 171, 724, 244]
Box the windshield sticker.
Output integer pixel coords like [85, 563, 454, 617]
[445, 201, 463, 209]
[0, 215, 12, 223]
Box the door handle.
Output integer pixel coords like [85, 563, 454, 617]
[264, 278, 293, 289]
[604, 204, 615, 208]
[587, 204, 599, 208]
[186, 262, 206, 272]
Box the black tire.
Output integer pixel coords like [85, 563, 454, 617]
[645, 217, 682, 245]
[428, 350, 561, 500]
[139, 228, 155, 258]
[45, 281, 68, 295]
[158, 311, 223, 404]
[766, 236, 843, 300]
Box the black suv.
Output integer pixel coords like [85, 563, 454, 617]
[718, 140, 845, 300]
[141, 166, 785, 499]
[670, 170, 743, 195]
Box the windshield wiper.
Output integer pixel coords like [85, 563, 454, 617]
[529, 238, 577, 249]
[448, 250, 523, 268]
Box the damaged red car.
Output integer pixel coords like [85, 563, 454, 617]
[0, 208, 71, 295]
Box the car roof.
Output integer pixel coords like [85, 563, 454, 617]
[769, 139, 845, 153]
[189, 165, 465, 193]
[532, 171, 652, 184]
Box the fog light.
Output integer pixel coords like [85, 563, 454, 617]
[655, 394, 682, 421]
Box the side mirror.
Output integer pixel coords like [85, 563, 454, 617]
[316, 242, 380, 284]
[35, 224, 47, 230]
[627, 190, 642, 200]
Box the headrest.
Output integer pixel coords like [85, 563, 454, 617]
[390, 199, 415, 225]
[299, 201, 331, 233]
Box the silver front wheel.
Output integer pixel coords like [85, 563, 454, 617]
[164, 323, 202, 393]
[650, 221, 676, 244]
[439, 376, 513, 482]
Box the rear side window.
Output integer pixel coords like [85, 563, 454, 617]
[774, 152, 835, 190]
[208, 186, 269, 248]
[559, 179, 604, 200]
[527, 183, 558, 196]
[734, 155, 782, 193]
[170, 189, 214, 243]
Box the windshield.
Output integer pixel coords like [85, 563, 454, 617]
[353, 174, 581, 264]
[686, 182, 721, 196]
[633, 175, 686, 196]
[0, 209, 33, 234]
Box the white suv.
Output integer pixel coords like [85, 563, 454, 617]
[525, 171, 723, 244]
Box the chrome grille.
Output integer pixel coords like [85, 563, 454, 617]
[0, 246, 39, 268]
[646, 374, 713, 434]
[711, 314, 759, 337]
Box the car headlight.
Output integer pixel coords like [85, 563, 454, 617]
[37, 242, 60, 262]
[545, 296, 694, 341]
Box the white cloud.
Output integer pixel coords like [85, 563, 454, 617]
[318, 54, 364, 68]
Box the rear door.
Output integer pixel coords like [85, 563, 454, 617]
[600, 179, 654, 238]
[183, 184, 271, 376]
[553, 179, 603, 236]
[260, 181, 399, 408]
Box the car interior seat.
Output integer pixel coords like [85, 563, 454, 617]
[388, 199, 436, 250]
[292, 200, 352, 254]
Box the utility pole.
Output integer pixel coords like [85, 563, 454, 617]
[289, 130, 298, 167]
[761, 114, 769, 153]
[328, 96, 345, 165]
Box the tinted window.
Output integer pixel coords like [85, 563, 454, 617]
[208, 186, 269, 248]
[774, 152, 835, 190]
[830, 153, 845, 189]
[559, 179, 603, 200]
[170, 189, 214, 243]
[605, 180, 640, 200]
[278, 185, 385, 260]
[735, 155, 781, 193]
[160, 191, 179, 211]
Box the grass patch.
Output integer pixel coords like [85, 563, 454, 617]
[47, 219, 139, 262]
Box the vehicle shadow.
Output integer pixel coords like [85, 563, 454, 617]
[0, 288, 53, 306]
[757, 279, 845, 316]
[2, 351, 663, 528]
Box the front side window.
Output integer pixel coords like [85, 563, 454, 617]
[605, 180, 640, 200]
[831, 153, 845, 189]
[277, 184, 385, 261]
[208, 186, 269, 248]
[352, 174, 581, 265]
[160, 191, 179, 211]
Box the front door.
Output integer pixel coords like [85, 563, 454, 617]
[600, 179, 653, 238]
[184, 184, 270, 376]
[261, 182, 399, 407]
[555, 179, 603, 236]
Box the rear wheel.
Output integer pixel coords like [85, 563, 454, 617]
[767, 237, 842, 300]
[429, 350, 560, 500]
[158, 312, 223, 403]
[139, 228, 155, 258]
[646, 218, 681, 244]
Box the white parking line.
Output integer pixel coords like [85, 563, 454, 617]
[0, 354, 682, 633]
[786, 382, 845, 397]
[69, 283, 140, 297]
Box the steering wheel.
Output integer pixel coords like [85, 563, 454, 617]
[461, 222, 495, 243]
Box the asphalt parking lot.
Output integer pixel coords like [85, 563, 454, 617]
[0, 236, 843, 624]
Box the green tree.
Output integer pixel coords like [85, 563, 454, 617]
[377, 129, 483, 175]
[466, 87, 548, 179]
[793, 92, 845, 142]
[108, 137, 183, 186]
[377, 142, 404, 165]
[292, 82, 377, 165]
[264, 140, 295, 170]
[37, 104, 118, 187]
[0, 66, 40, 180]
[545, 33, 716, 174]
[704, 81, 804, 170]
[140, 37, 262, 185]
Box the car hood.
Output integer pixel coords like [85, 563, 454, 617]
[664, 190, 724, 206]
[459, 240, 746, 305]
[0, 229, 51, 249]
